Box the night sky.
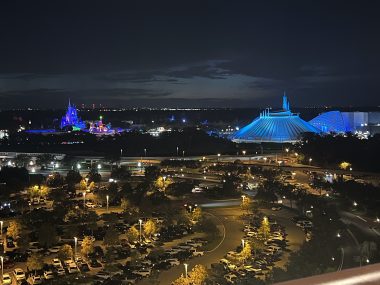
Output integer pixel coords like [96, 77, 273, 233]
[0, 1, 379, 108]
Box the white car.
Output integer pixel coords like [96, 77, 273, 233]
[44, 270, 54, 280]
[226, 251, 238, 259]
[166, 258, 180, 266]
[192, 250, 204, 256]
[227, 264, 238, 271]
[52, 258, 62, 267]
[56, 267, 66, 276]
[192, 187, 203, 193]
[13, 268, 26, 280]
[68, 264, 80, 274]
[86, 202, 96, 208]
[224, 273, 237, 283]
[27, 275, 43, 285]
[246, 231, 257, 237]
[246, 267, 262, 274]
[132, 269, 151, 277]
[2, 273, 12, 285]
[96, 271, 111, 279]
[48, 246, 61, 253]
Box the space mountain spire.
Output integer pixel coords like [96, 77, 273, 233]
[282, 92, 290, 111]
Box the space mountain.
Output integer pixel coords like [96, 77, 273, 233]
[231, 95, 320, 143]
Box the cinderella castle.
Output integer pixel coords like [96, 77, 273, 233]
[60, 99, 86, 130]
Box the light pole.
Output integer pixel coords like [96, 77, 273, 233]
[0, 221, 3, 237]
[182, 150, 185, 157]
[144, 148, 147, 157]
[184, 263, 188, 278]
[241, 239, 245, 249]
[83, 192, 86, 208]
[242, 150, 246, 156]
[217, 153, 221, 162]
[120, 148, 123, 157]
[309, 158, 312, 165]
[106, 195, 109, 212]
[74, 237, 77, 261]
[0, 256, 3, 279]
[139, 219, 142, 243]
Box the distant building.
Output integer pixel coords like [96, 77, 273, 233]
[309, 111, 380, 138]
[231, 94, 319, 143]
[60, 99, 86, 130]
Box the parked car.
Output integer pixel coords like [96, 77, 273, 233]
[95, 271, 111, 280]
[166, 258, 180, 266]
[13, 268, 26, 280]
[43, 270, 54, 280]
[2, 273, 12, 285]
[132, 269, 151, 277]
[27, 275, 43, 285]
[52, 258, 62, 267]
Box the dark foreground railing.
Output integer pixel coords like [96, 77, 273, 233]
[275, 263, 380, 285]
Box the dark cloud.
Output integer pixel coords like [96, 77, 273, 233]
[0, 1, 379, 107]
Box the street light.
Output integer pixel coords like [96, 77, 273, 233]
[83, 192, 86, 208]
[184, 263, 188, 278]
[138, 219, 142, 242]
[97, 164, 102, 169]
[241, 239, 245, 248]
[0, 256, 3, 279]
[353, 201, 358, 207]
[144, 148, 147, 157]
[77, 163, 81, 170]
[74, 237, 78, 261]
[217, 153, 221, 162]
[120, 148, 123, 157]
[106, 195, 109, 212]
[309, 158, 312, 165]
[176, 146, 179, 156]
[0, 221, 3, 237]
[242, 150, 246, 155]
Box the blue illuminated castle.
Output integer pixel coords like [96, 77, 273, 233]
[60, 99, 86, 130]
[231, 94, 320, 143]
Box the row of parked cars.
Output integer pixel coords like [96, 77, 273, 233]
[219, 217, 288, 284]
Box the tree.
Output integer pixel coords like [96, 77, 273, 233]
[126, 226, 139, 243]
[155, 176, 173, 191]
[241, 196, 251, 214]
[81, 236, 94, 257]
[143, 219, 157, 237]
[27, 253, 44, 273]
[144, 166, 160, 181]
[58, 244, 73, 260]
[17, 231, 30, 253]
[120, 198, 130, 213]
[87, 167, 102, 183]
[190, 207, 203, 223]
[240, 243, 252, 262]
[104, 227, 120, 245]
[15, 154, 30, 167]
[172, 274, 189, 285]
[7, 220, 21, 240]
[79, 179, 88, 190]
[258, 216, 270, 240]
[46, 172, 64, 187]
[36, 154, 55, 168]
[66, 170, 82, 185]
[111, 165, 131, 180]
[188, 264, 208, 285]
[38, 223, 58, 248]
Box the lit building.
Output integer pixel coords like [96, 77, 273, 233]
[309, 111, 380, 137]
[231, 94, 319, 143]
[60, 99, 85, 130]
